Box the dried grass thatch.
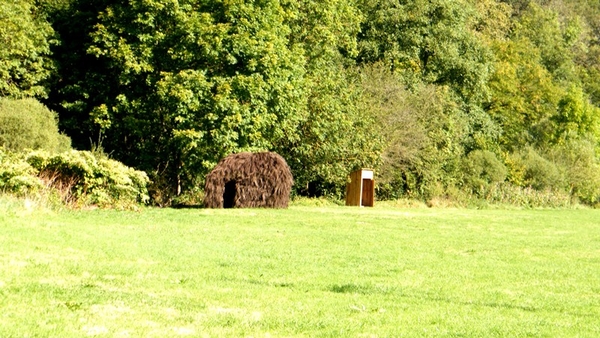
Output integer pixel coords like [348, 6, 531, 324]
[203, 152, 293, 208]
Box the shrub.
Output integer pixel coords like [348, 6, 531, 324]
[511, 147, 565, 191]
[461, 150, 507, 194]
[170, 186, 205, 208]
[0, 149, 43, 195]
[26, 150, 150, 208]
[550, 139, 600, 204]
[0, 148, 149, 209]
[504, 142, 600, 206]
[0, 98, 71, 153]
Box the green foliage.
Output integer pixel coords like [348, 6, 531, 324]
[26, 150, 150, 207]
[360, 64, 467, 200]
[284, 0, 361, 59]
[280, 65, 382, 198]
[508, 147, 564, 191]
[357, 0, 494, 104]
[505, 141, 600, 205]
[0, 0, 55, 97]
[34, 0, 600, 206]
[553, 85, 600, 142]
[461, 150, 507, 194]
[0, 148, 149, 208]
[487, 34, 562, 149]
[0, 98, 71, 153]
[469, 0, 512, 43]
[549, 138, 600, 204]
[47, 0, 381, 200]
[274, 0, 381, 197]
[48, 0, 308, 198]
[514, 3, 578, 82]
[0, 149, 43, 195]
[578, 44, 600, 106]
[356, 0, 502, 196]
[487, 3, 599, 151]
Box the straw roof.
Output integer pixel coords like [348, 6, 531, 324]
[204, 152, 293, 208]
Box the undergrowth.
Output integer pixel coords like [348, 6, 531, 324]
[0, 148, 149, 209]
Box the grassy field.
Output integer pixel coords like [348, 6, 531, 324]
[1, 201, 599, 337]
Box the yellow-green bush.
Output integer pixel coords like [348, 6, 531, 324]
[0, 148, 149, 208]
[511, 147, 566, 191]
[504, 142, 600, 206]
[0, 98, 71, 153]
[550, 139, 600, 204]
[26, 150, 150, 207]
[0, 149, 43, 195]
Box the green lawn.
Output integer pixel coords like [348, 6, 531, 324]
[1, 203, 599, 337]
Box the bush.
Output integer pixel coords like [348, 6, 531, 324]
[0, 98, 71, 153]
[461, 150, 507, 194]
[0, 148, 149, 208]
[0, 149, 43, 196]
[510, 147, 565, 191]
[27, 150, 150, 208]
[550, 139, 600, 204]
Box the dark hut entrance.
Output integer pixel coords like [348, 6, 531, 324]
[223, 180, 237, 208]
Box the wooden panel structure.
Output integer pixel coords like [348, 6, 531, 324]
[345, 169, 375, 207]
[361, 179, 374, 207]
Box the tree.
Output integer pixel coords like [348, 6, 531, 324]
[553, 84, 600, 142]
[47, 0, 382, 200]
[513, 3, 579, 83]
[356, 0, 502, 157]
[487, 36, 562, 150]
[486, 3, 600, 150]
[356, 0, 494, 104]
[359, 63, 468, 199]
[354, 0, 503, 198]
[277, 0, 382, 196]
[48, 0, 308, 199]
[0, 0, 55, 98]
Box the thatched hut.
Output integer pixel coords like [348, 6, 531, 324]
[203, 152, 293, 208]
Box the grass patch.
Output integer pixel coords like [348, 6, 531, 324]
[1, 205, 599, 336]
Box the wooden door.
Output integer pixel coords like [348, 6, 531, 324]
[361, 179, 374, 207]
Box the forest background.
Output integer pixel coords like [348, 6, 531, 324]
[2, 0, 600, 207]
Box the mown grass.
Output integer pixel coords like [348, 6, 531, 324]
[1, 202, 599, 337]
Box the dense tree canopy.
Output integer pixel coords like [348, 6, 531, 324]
[3, 0, 600, 204]
[0, 0, 55, 97]
[45, 0, 379, 200]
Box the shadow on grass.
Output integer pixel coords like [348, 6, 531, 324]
[327, 283, 596, 318]
[329, 283, 394, 295]
[170, 204, 204, 209]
